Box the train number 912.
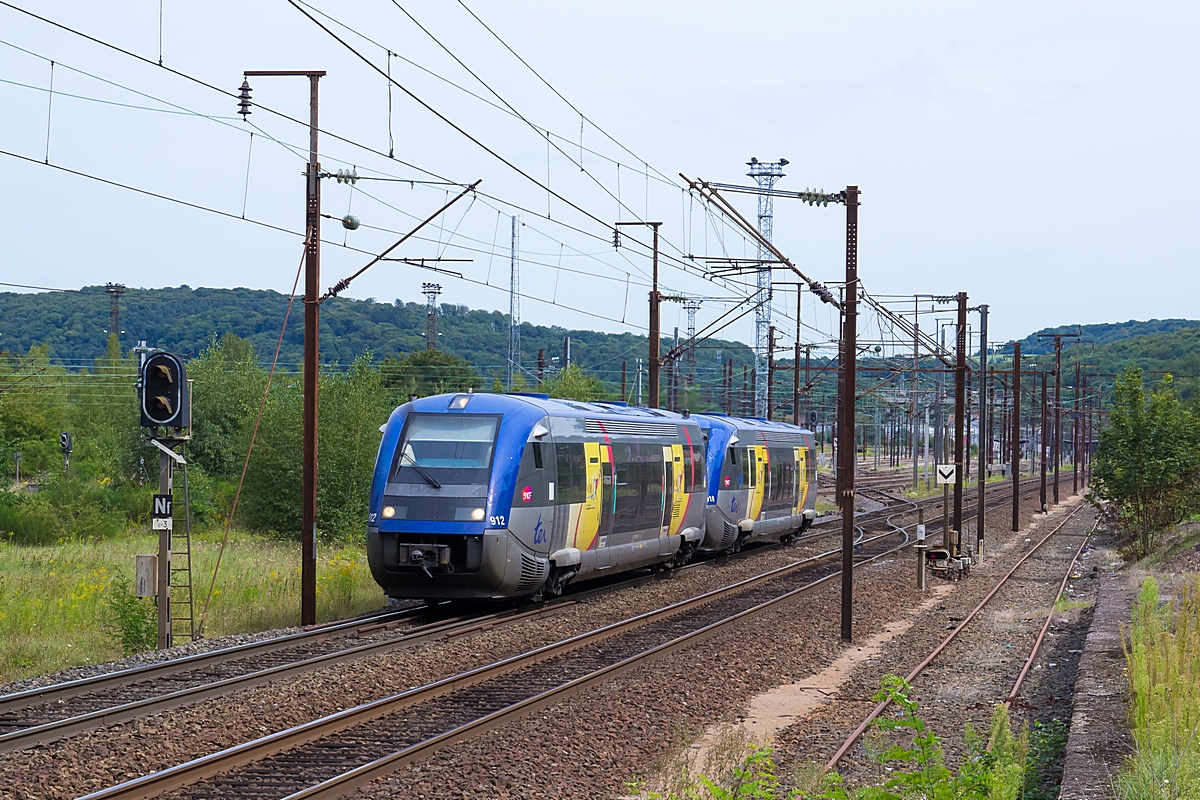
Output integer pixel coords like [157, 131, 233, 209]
[488, 515, 507, 528]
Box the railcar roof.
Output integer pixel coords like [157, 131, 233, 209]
[403, 391, 699, 424]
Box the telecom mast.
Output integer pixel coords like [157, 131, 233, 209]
[747, 157, 788, 417]
[508, 216, 520, 389]
[422, 283, 441, 350]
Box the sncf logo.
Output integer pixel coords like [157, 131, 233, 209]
[522, 486, 533, 502]
[723, 476, 731, 487]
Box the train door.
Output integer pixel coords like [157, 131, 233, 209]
[598, 444, 614, 554]
[747, 446, 766, 522]
[660, 445, 673, 538]
[577, 442, 604, 558]
[661, 444, 685, 554]
[795, 446, 808, 515]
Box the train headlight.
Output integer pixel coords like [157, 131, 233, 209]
[382, 506, 396, 519]
[471, 508, 485, 521]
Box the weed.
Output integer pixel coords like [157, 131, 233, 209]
[1116, 576, 1200, 799]
[1022, 718, 1068, 800]
[102, 576, 157, 655]
[635, 676, 1029, 800]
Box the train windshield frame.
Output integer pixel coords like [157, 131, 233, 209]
[390, 413, 501, 485]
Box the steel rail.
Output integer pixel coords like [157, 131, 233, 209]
[0, 607, 548, 753]
[285, 533, 917, 800]
[0, 605, 429, 715]
[82, 527, 912, 800]
[1004, 527, 1093, 708]
[823, 500, 1089, 772]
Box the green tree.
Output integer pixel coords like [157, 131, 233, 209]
[240, 354, 392, 539]
[1090, 367, 1200, 555]
[187, 335, 265, 480]
[380, 349, 482, 398]
[542, 363, 609, 401]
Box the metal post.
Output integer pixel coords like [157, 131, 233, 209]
[839, 185, 859, 642]
[767, 325, 775, 421]
[1053, 340, 1062, 504]
[1011, 343, 1021, 532]
[157, 449, 172, 649]
[621, 361, 627, 401]
[912, 297, 920, 491]
[794, 289, 802, 425]
[976, 304, 988, 556]
[1041, 371, 1048, 512]
[649, 223, 662, 408]
[952, 293, 967, 555]
[916, 508, 926, 592]
[1073, 363, 1080, 495]
[300, 73, 322, 627]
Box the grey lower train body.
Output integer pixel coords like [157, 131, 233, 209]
[698, 502, 816, 553]
[367, 523, 697, 601]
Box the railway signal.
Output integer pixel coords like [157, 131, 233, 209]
[140, 352, 190, 430]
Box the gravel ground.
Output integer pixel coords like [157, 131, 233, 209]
[0, 528, 869, 800]
[0, 484, 1033, 800]
[331, 489, 1076, 800]
[772, 497, 1098, 791]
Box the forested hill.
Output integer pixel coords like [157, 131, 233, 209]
[0, 285, 755, 384]
[1090, 326, 1200, 379]
[1015, 318, 1200, 355]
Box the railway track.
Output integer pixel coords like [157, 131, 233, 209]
[823, 499, 1093, 772]
[84, 525, 916, 800]
[0, 476, 1041, 758]
[77, 480, 1045, 799]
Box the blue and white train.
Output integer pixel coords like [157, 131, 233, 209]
[366, 392, 817, 602]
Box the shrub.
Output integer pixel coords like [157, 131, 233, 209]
[103, 576, 157, 655]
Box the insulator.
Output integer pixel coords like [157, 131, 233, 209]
[237, 79, 252, 118]
[342, 214, 360, 230]
[612, 229, 621, 248]
[335, 168, 359, 184]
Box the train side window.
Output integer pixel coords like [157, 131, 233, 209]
[532, 442, 544, 469]
[555, 443, 586, 504]
[729, 448, 737, 466]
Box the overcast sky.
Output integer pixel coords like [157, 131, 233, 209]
[1, 0, 1196, 352]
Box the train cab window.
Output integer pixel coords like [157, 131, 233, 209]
[532, 442, 544, 470]
[729, 448, 737, 466]
[391, 413, 500, 484]
[555, 443, 586, 504]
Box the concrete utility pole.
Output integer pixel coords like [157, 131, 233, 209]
[839, 185, 859, 643]
[243, 68, 325, 627]
[952, 292, 967, 555]
[616, 221, 662, 407]
[1011, 343, 1021, 532]
[976, 304, 988, 556]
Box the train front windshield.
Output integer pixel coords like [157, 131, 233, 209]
[391, 413, 500, 485]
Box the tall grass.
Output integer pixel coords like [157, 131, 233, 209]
[1117, 577, 1200, 799]
[0, 531, 385, 683]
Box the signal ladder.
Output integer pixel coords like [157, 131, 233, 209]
[168, 456, 197, 644]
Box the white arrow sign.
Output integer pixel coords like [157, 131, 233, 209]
[936, 464, 956, 485]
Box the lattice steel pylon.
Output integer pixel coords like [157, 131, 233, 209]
[508, 215, 520, 390]
[105, 282, 125, 340]
[422, 283, 441, 350]
[747, 157, 787, 417]
[683, 299, 701, 387]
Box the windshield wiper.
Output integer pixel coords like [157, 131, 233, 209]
[401, 452, 442, 489]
